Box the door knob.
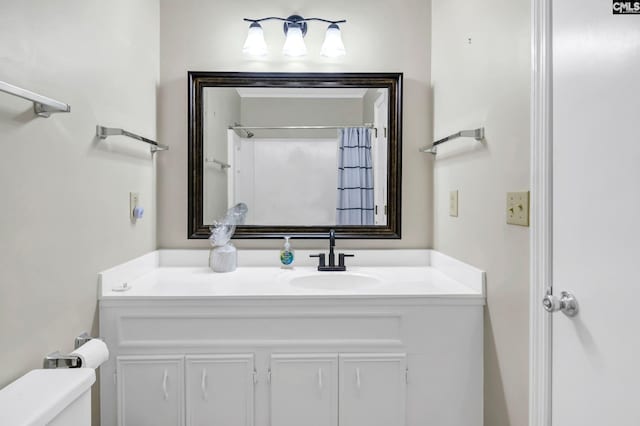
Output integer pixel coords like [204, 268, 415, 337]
[543, 289, 579, 317]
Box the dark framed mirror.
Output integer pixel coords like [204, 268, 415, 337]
[188, 72, 402, 239]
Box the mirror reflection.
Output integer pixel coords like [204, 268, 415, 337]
[203, 87, 390, 227]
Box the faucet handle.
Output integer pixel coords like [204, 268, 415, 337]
[338, 253, 355, 267]
[310, 253, 326, 267]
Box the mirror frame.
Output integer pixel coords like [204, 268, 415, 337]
[188, 71, 403, 239]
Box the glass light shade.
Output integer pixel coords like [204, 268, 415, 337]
[320, 24, 346, 57]
[282, 26, 307, 57]
[242, 22, 268, 56]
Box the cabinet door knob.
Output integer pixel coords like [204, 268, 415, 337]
[317, 368, 323, 391]
[162, 370, 169, 401]
[355, 367, 361, 390]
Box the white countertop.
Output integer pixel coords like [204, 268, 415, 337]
[99, 250, 486, 303]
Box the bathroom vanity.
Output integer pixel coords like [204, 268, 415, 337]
[99, 250, 485, 426]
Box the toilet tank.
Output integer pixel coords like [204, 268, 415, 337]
[0, 369, 95, 426]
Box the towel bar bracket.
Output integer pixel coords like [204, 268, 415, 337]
[205, 158, 231, 170]
[97, 125, 168, 153]
[420, 127, 485, 155]
[33, 102, 71, 118]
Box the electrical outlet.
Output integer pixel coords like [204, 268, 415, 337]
[507, 191, 530, 226]
[130, 192, 140, 222]
[449, 190, 459, 217]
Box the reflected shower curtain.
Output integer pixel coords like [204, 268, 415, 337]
[336, 127, 375, 225]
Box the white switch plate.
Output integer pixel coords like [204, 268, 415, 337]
[449, 190, 459, 217]
[507, 191, 530, 226]
[129, 192, 139, 222]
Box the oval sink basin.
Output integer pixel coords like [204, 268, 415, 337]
[288, 273, 382, 291]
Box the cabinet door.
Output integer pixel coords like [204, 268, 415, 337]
[339, 353, 407, 426]
[117, 355, 184, 426]
[186, 354, 255, 426]
[270, 354, 338, 426]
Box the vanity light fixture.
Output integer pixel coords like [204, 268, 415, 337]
[242, 22, 268, 56]
[242, 15, 347, 57]
[320, 23, 346, 57]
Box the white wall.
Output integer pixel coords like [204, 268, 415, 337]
[203, 88, 240, 222]
[0, 1, 159, 423]
[241, 97, 363, 139]
[158, 0, 432, 249]
[431, 0, 530, 425]
[363, 88, 380, 124]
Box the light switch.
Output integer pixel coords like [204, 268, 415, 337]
[507, 191, 529, 226]
[449, 190, 459, 217]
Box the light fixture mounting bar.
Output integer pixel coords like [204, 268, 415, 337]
[243, 17, 346, 24]
[301, 17, 347, 24]
[243, 16, 347, 37]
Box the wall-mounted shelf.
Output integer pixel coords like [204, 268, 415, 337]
[420, 127, 485, 155]
[0, 80, 71, 118]
[97, 125, 168, 153]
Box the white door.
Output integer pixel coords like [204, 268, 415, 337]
[270, 354, 338, 426]
[116, 356, 184, 426]
[185, 354, 255, 426]
[551, 1, 640, 425]
[338, 354, 407, 426]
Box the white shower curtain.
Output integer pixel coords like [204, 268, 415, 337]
[336, 127, 375, 225]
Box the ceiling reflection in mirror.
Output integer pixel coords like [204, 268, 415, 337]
[203, 86, 390, 227]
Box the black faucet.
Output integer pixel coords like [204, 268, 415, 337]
[310, 229, 355, 271]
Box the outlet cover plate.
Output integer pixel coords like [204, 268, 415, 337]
[449, 190, 459, 217]
[507, 191, 530, 226]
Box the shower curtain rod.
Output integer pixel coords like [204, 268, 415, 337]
[230, 123, 374, 131]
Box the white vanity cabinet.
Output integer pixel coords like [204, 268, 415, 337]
[338, 353, 407, 426]
[269, 353, 407, 426]
[185, 355, 255, 426]
[117, 354, 255, 426]
[116, 356, 184, 426]
[100, 298, 483, 426]
[270, 354, 339, 426]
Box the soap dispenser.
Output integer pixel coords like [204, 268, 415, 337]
[280, 236, 295, 269]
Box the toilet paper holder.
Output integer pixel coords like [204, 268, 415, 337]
[43, 332, 98, 369]
[74, 332, 94, 349]
[43, 352, 82, 369]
